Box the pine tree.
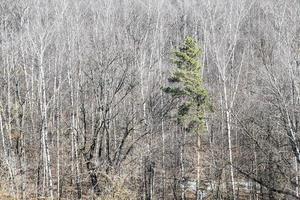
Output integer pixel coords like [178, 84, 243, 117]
[163, 37, 210, 199]
[163, 36, 210, 130]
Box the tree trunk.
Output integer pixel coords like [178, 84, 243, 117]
[223, 81, 236, 200]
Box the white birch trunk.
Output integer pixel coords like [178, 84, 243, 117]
[39, 47, 54, 199]
[223, 80, 236, 200]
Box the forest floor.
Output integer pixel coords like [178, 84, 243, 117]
[0, 191, 15, 200]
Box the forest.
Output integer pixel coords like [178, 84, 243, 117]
[0, 0, 300, 199]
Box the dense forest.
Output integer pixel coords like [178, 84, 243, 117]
[1, 0, 300, 199]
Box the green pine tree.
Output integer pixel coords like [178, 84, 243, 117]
[163, 37, 210, 131]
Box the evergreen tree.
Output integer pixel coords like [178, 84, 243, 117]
[163, 37, 210, 131]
